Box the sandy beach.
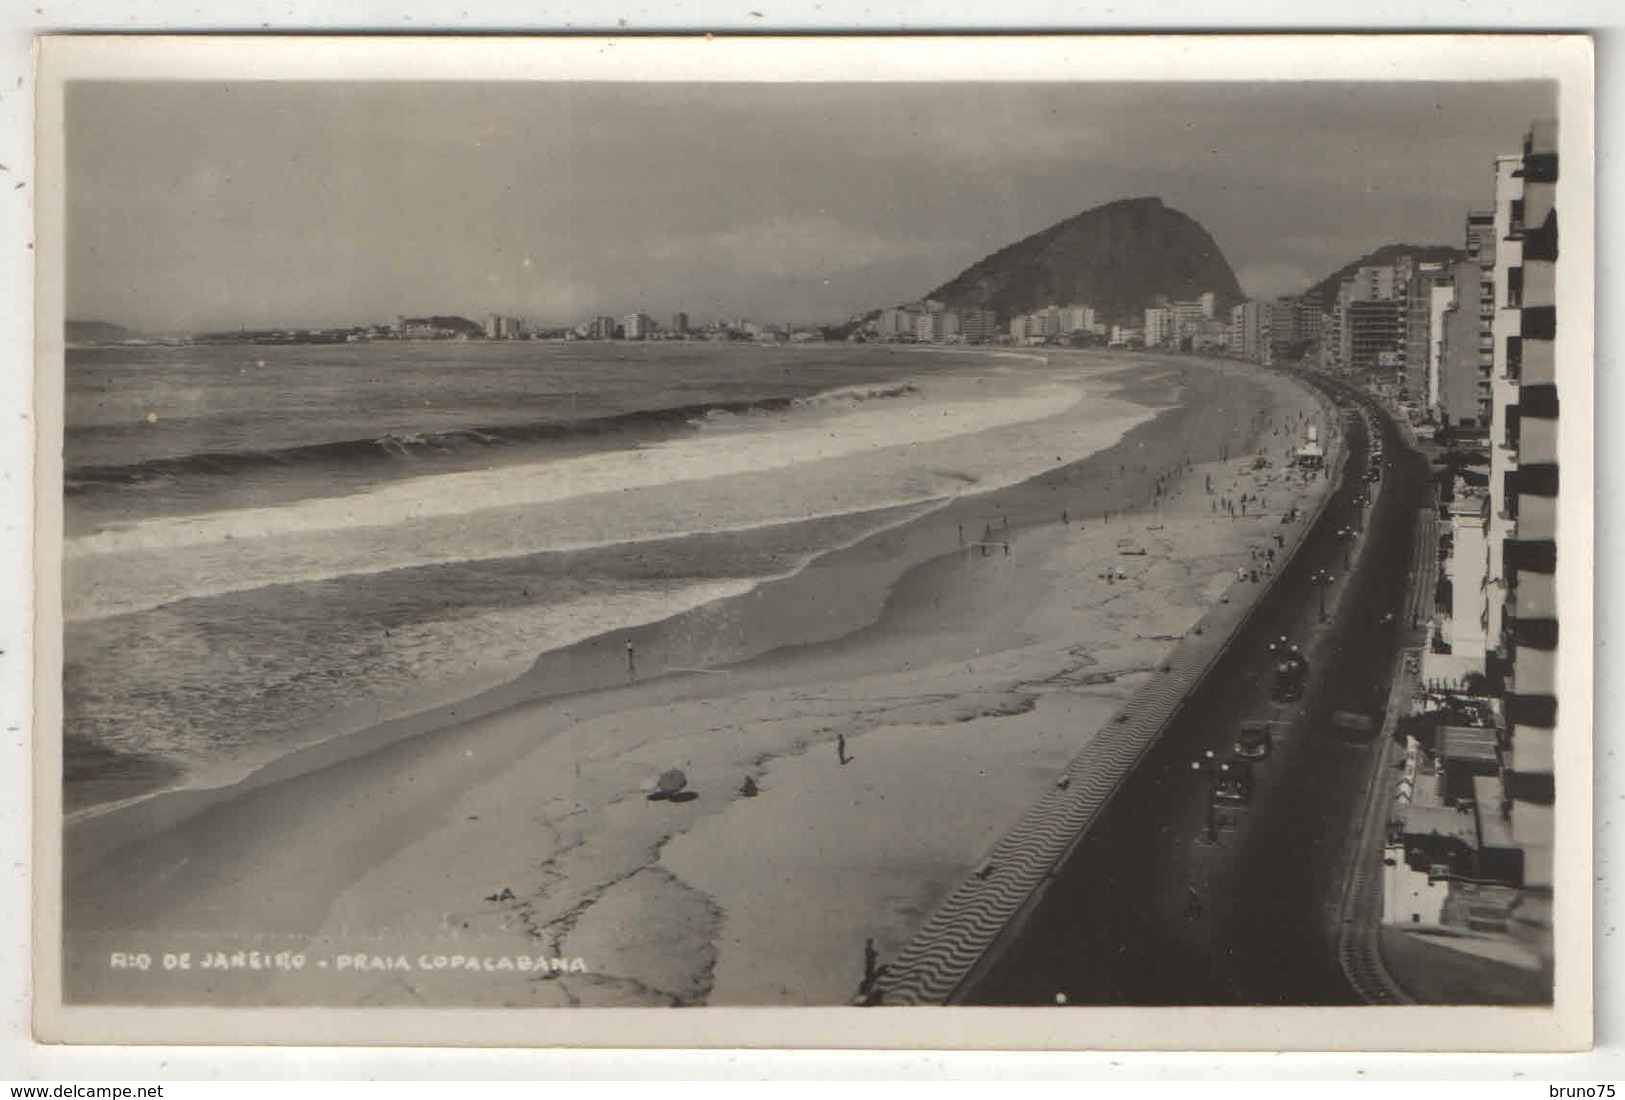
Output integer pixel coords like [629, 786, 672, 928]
[61, 353, 1339, 1008]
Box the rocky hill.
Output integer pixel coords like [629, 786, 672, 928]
[922, 196, 1244, 324]
[65, 319, 140, 344]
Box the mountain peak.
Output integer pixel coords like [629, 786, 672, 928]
[923, 197, 1241, 324]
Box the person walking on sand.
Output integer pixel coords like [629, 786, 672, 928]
[625, 638, 637, 680]
[863, 938, 879, 989]
[837, 733, 849, 766]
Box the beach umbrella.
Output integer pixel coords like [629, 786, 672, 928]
[656, 768, 689, 795]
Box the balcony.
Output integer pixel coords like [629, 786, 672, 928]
[1520, 415, 1558, 465]
[1520, 384, 1559, 419]
[1512, 463, 1559, 500]
[1510, 645, 1556, 698]
[1511, 569, 1557, 621]
[1518, 494, 1558, 541]
[1523, 210, 1558, 263]
[1505, 691, 1556, 728]
[1521, 338, 1555, 386]
[1509, 730, 1554, 801]
[1504, 537, 1556, 575]
[1523, 151, 1559, 185]
[1522, 306, 1556, 341]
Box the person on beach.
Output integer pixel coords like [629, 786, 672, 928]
[837, 733, 849, 766]
[863, 938, 879, 989]
[625, 639, 637, 680]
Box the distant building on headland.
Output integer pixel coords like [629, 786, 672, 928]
[1142, 293, 1217, 350]
[1142, 306, 1174, 347]
[397, 315, 485, 340]
[1008, 303, 1104, 345]
[958, 307, 1000, 344]
[484, 313, 528, 340]
[1228, 300, 1269, 362]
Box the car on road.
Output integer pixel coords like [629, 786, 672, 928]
[1234, 719, 1273, 759]
[1363, 468, 1381, 482]
[1212, 761, 1253, 805]
[1271, 651, 1308, 702]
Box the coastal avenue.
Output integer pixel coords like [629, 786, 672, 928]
[961, 370, 1426, 1006]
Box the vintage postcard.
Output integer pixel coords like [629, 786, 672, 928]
[30, 34, 1594, 1050]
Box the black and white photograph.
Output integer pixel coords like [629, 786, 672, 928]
[29, 35, 1594, 1050]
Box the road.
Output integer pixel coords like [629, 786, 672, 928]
[961, 371, 1429, 1006]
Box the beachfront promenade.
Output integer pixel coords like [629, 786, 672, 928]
[876, 371, 1425, 1006]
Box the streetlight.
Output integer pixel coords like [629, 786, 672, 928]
[1190, 750, 1219, 844]
[1337, 526, 1357, 570]
[1311, 568, 1335, 622]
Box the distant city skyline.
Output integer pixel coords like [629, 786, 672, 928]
[66, 80, 1555, 332]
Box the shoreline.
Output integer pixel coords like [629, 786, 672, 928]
[62, 350, 1174, 826]
[62, 353, 1337, 1006]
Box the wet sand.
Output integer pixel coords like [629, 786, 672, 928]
[60, 353, 1338, 1008]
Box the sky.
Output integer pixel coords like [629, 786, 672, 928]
[64, 79, 1557, 332]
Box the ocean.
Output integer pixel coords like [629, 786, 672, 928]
[62, 340, 1159, 811]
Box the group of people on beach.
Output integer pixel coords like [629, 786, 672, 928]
[1213, 492, 1265, 518]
